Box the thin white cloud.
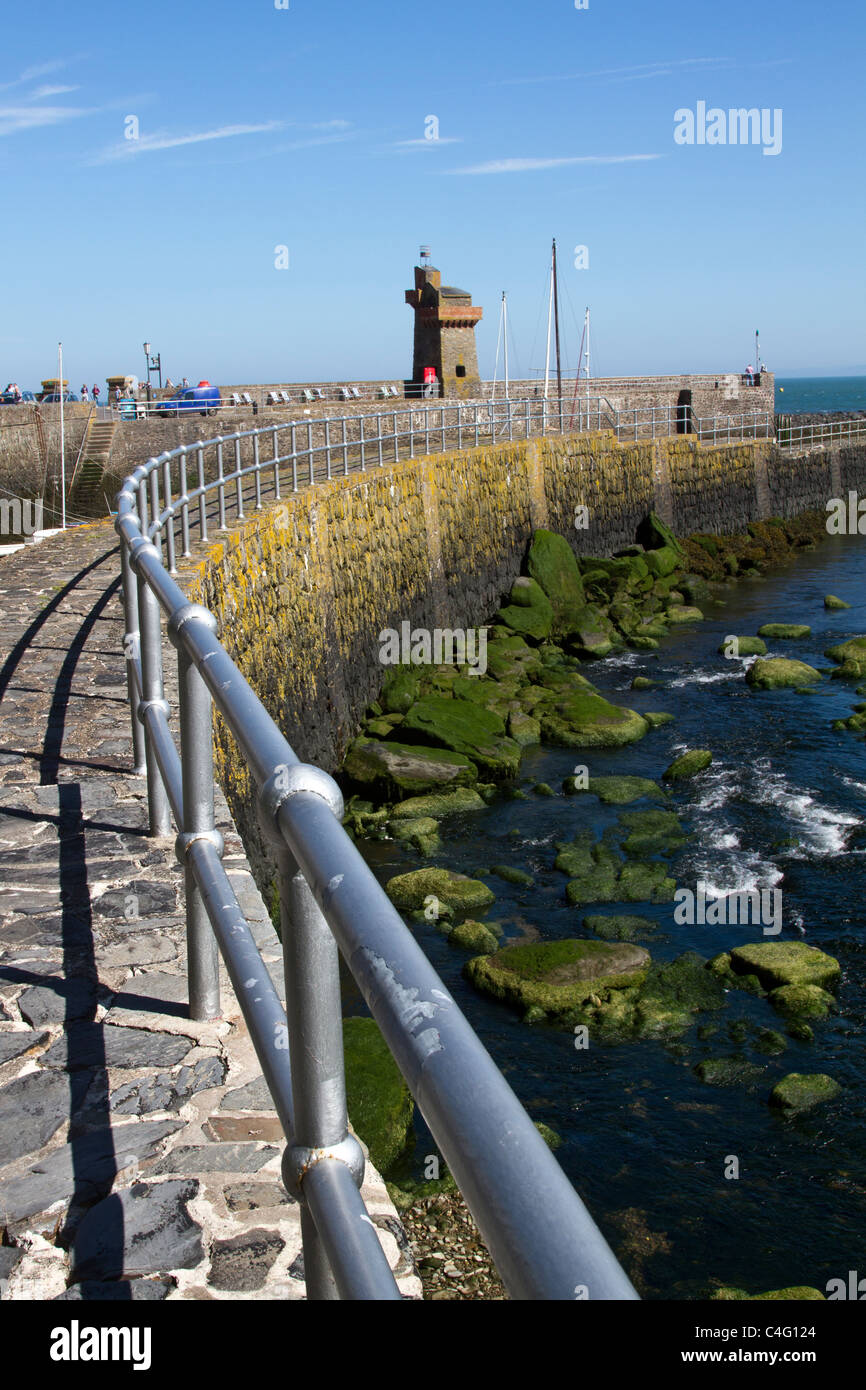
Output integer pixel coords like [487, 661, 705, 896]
[492, 57, 733, 88]
[20, 59, 75, 82]
[30, 84, 79, 99]
[95, 120, 283, 161]
[0, 104, 92, 136]
[449, 153, 661, 175]
[393, 136, 463, 148]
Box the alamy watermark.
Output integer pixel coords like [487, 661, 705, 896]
[826, 492, 866, 534]
[673, 882, 782, 935]
[674, 102, 782, 156]
[0, 496, 43, 536]
[379, 621, 488, 676]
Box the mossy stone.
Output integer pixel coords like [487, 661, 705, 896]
[496, 601, 554, 642]
[824, 595, 850, 610]
[768, 984, 835, 1019]
[717, 636, 767, 657]
[464, 938, 650, 1021]
[343, 1016, 414, 1176]
[388, 816, 440, 855]
[402, 694, 522, 778]
[538, 690, 649, 749]
[711, 1286, 825, 1301]
[694, 1055, 766, 1087]
[636, 512, 683, 555]
[508, 710, 541, 747]
[385, 867, 495, 913]
[448, 920, 500, 954]
[769, 1072, 841, 1114]
[729, 942, 840, 991]
[746, 657, 821, 689]
[576, 775, 667, 804]
[663, 749, 712, 780]
[825, 636, 866, 679]
[584, 914, 658, 942]
[380, 667, 422, 715]
[532, 782, 555, 797]
[631, 676, 657, 691]
[344, 737, 478, 795]
[617, 809, 688, 855]
[666, 605, 704, 624]
[757, 623, 812, 639]
[534, 1121, 563, 1150]
[616, 861, 677, 902]
[490, 864, 534, 887]
[389, 787, 487, 820]
[526, 529, 586, 638]
[644, 711, 675, 729]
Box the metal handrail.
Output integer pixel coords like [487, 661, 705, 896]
[115, 409, 643, 1302]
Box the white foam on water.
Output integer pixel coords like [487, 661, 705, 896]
[669, 668, 736, 688]
[758, 766, 858, 856]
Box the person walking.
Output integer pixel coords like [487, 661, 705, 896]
[81, 384, 89, 401]
[744, 363, 754, 385]
[92, 384, 100, 404]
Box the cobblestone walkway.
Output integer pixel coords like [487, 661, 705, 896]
[0, 521, 420, 1300]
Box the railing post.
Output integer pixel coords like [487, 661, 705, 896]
[235, 438, 245, 519]
[120, 539, 146, 775]
[325, 418, 332, 479]
[254, 433, 262, 510]
[170, 605, 222, 1021]
[342, 415, 349, 475]
[308, 422, 314, 486]
[359, 414, 366, 472]
[217, 438, 227, 531]
[273, 426, 281, 500]
[196, 444, 208, 544]
[135, 570, 172, 840]
[179, 454, 191, 557]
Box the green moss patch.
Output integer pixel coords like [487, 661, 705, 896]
[343, 1016, 414, 1176]
[769, 1072, 841, 1114]
[385, 866, 495, 913]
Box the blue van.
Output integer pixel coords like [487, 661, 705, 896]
[154, 381, 221, 417]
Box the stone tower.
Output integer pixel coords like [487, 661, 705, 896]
[404, 260, 483, 398]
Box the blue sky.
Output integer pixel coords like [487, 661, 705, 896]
[2, 0, 863, 388]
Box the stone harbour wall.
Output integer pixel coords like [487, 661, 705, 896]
[182, 430, 866, 884]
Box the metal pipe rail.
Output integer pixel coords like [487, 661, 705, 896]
[115, 418, 641, 1301]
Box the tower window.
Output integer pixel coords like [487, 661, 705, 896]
[455, 364, 466, 377]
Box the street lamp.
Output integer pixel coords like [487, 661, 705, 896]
[143, 342, 152, 403]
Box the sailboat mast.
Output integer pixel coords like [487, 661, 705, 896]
[543, 254, 554, 400]
[503, 292, 509, 400]
[585, 307, 591, 407]
[552, 238, 563, 428]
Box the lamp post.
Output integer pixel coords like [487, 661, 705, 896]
[143, 342, 162, 404]
[143, 342, 152, 404]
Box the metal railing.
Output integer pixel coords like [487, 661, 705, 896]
[775, 415, 866, 451]
[115, 414, 640, 1301]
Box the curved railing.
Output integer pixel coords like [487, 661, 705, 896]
[114, 405, 648, 1300]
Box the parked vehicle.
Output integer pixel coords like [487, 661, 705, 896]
[41, 391, 80, 404]
[0, 388, 36, 404]
[153, 381, 221, 417]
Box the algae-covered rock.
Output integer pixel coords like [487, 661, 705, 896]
[570, 775, 667, 804]
[448, 920, 500, 954]
[644, 711, 675, 729]
[538, 690, 649, 749]
[534, 1121, 563, 1150]
[636, 512, 683, 555]
[617, 861, 678, 902]
[824, 595, 851, 610]
[729, 942, 840, 991]
[631, 676, 658, 691]
[617, 809, 688, 856]
[485, 635, 543, 681]
[496, 599, 554, 642]
[746, 657, 821, 689]
[464, 938, 650, 1021]
[663, 749, 713, 780]
[389, 787, 487, 820]
[694, 1055, 766, 1087]
[532, 782, 555, 797]
[344, 737, 478, 795]
[526, 529, 586, 637]
[385, 867, 495, 913]
[643, 546, 680, 578]
[584, 914, 658, 942]
[508, 710, 541, 747]
[402, 695, 522, 778]
[380, 666, 422, 715]
[754, 1028, 787, 1055]
[666, 605, 704, 624]
[389, 816, 440, 855]
[768, 984, 835, 1020]
[717, 635, 767, 657]
[490, 864, 534, 888]
[825, 636, 866, 679]
[769, 1073, 841, 1114]
[630, 952, 726, 1038]
[343, 1016, 414, 1175]
[757, 623, 812, 639]
[711, 1286, 826, 1301]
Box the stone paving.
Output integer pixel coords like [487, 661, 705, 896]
[0, 521, 421, 1300]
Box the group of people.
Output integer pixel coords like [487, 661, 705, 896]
[744, 361, 767, 385]
[3, 382, 22, 401]
[80, 384, 100, 402]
